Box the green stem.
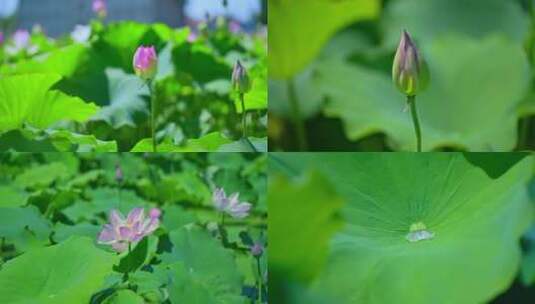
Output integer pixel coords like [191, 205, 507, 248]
[519, 117, 530, 150]
[256, 257, 263, 303]
[240, 93, 247, 138]
[407, 95, 422, 152]
[221, 213, 226, 227]
[148, 81, 157, 153]
[287, 78, 307, 151]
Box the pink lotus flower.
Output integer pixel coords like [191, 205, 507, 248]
[0, 32, 4, 45]
[13, 29, 30, 49]
[92, 0, 107, 18]
[98, 207, 161, 252]
[133, 45, 158, 80]
[213, 188, 251, 219]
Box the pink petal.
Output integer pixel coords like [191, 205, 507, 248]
[143, 218, 159, 235]
[119, 226, 134, 240]
[229, 202, 251, 219]
[127, 208, 145, 225]
[97, 225, 115, 244]
[109, 209, 124, 226]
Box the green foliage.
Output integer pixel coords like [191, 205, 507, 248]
[0, 153, 267, 303]
[268, 0, 380, 79]
[0, 20, 267, 152]
[0, 237, 117, 304]
[268, 170, 344, 283]
[268, 0, 535, 151]
[270, 153, 534, 303]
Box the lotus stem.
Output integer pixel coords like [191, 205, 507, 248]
[147, 81, 157, 153]
[407, 95, 422, 152]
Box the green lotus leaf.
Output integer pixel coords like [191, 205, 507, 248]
[319, 35, 529, 151]
[15, 162, 71, 188]
[103, 290, 144, 304]
[130, 132, 233, 152]
[268, 0, 380, 79]
[0, 128, 117, 152]
[172, 43, 231, 84]
[382, 0, 529, 49]
[0, 74, 99, 132]
[162, 227, 245, 303]
[218, 137, 268, 152]
[0, 237, 116, 304]
[0, 184, 28, 207]
[268, 170, 344, 283]
[89, 68, 149, 129]
[272, 153, 533, 304]
[0, 206, 52, 252]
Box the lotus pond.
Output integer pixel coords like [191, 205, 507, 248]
[0, 18, 267, 152]
[0, 152, 267, 303]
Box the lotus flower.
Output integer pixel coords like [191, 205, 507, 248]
[5, 29, 37, 55]
[71, 25, 91, 43]
[92, 0, 107, 18]
[232, 60, 251, 94]
[12, 29, 30, 49]
[392, 30, 429, 97]
[98, 207, 161, 252]
[133, 45, 158, 81]
[0, 32, 4, 45]
[213, 188, 251, 219]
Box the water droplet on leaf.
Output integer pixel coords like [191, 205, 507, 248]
[406, 221, 435, 243]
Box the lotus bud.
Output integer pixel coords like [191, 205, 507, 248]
[232, 60, 252, 94]
[0, 32, 4, 45]
[133, 45, 158, 81]
[250, 242, 264, 257]
[115, 164, 123, 183]
[392, 30, 429, 96]
[92, 0, 107, 19]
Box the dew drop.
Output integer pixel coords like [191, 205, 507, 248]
[406, 221, 435, 243]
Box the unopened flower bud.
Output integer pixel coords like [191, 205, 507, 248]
[115, 164, 123, 183]
[392, 30, 429, 97]
[232, 60, 251, 94]
[133, 45, 158, 81]
[92, 0, 107, 19]
[250, 242, 264, 257]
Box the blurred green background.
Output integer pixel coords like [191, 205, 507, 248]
[268, 0, 535, 152]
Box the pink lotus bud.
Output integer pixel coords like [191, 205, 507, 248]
[149, 208, 161, 219]
[0, 32, 4, 45]
[251, 242, 264, 257]
[133, 45, 158, 80]
[392, 30, 429, 97]
[115, 164, 123, 183]
[232, 60, 251, 94]
[92, 0, 107, 18]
